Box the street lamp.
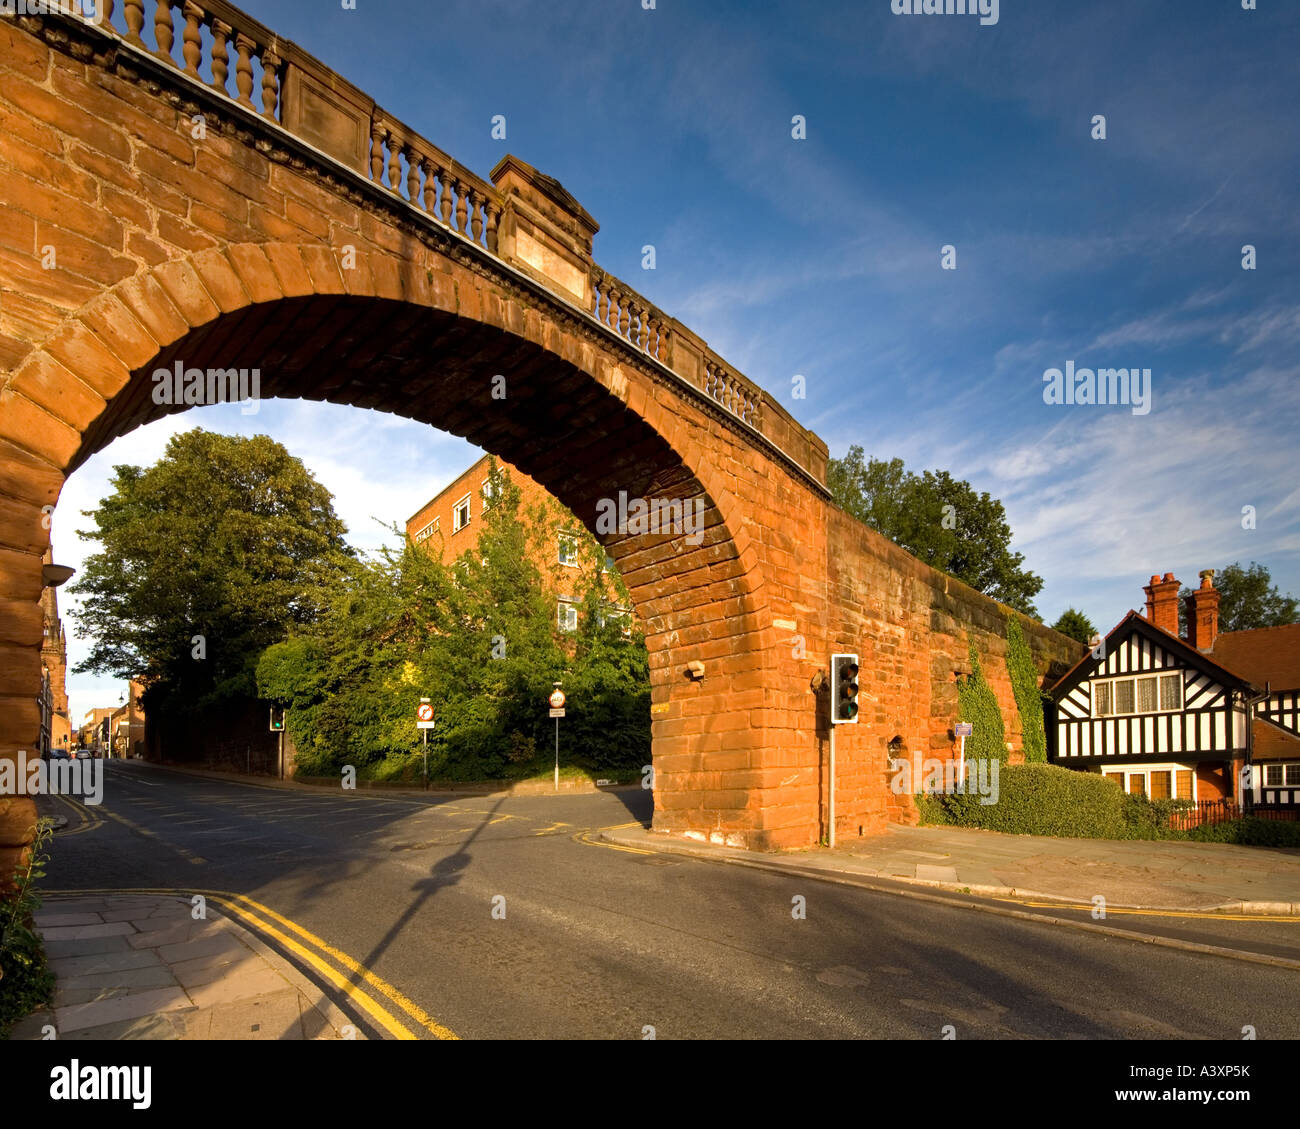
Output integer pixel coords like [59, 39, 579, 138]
[42, 563, 75, 588]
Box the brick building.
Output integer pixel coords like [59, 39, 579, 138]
[405, 455, 630, 633]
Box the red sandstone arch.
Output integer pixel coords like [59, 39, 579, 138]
[1, 238, 791, 851]
[0, 7, 1085, 878]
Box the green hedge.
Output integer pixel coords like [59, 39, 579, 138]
[1188, 817, 1300, 848]
[920, 762, 1126, 838]
[916, 764, 1300, 846]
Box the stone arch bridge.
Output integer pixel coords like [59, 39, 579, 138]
[0, 3, 1081, 871]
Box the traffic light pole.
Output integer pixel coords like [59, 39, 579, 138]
[828, 723, 836, 849]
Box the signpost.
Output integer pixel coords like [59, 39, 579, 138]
[417, 698, 435, 783]
[954, 721, 972, 786]
[549, 685, 565, 791]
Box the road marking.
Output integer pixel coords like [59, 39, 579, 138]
[43, 884, 460, 1040]
[50, 794, 103, 836]
[574, 828, 654, 855]
[1012, 899, 1300, 923]
[96, 805, 207, 867]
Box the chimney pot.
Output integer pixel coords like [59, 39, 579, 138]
[1163, 572, 1176, 582]
[1143, 571, 1181, 635]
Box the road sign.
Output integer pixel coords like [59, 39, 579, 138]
[416, 701, 435, 730]
[954, 722, 973, 737]
[549, 689, 565, 709]
[549, 708, 565, 718]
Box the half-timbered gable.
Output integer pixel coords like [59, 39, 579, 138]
[1050, 572, 1299, 812]
[1051, 611, 1251, 769]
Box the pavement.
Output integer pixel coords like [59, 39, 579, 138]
[8, 892, 355, 1040]
[601, 822, 1300, 915]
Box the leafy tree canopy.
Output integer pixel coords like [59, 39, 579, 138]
[1051, 608, 1097, 645]
[828, 445, 1044, 617]
[70, 429, 351, 713]
[1178, 562, 1299, 635]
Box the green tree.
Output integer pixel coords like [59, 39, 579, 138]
[70, 430, 350, 717]
[1005, 617, 1047, 763]
[1177, 562, 1299, 636]
[828, 445, 1043, 616]
[1051, 608, 1097, 645]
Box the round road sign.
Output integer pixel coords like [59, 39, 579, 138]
[417, 702, 434, 722]
[548, 690, 565, 709]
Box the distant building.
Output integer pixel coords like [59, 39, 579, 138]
[80, 708, 115, 753]
[405, 454, 631, 634]
[39, 549, 71, 755]
[110, 680, 147, 759]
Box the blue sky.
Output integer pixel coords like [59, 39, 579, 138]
[54, 0, 1300, 721]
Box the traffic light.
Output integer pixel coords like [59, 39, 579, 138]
[269, 708, 285, 732]
[831, 653, 859, 724]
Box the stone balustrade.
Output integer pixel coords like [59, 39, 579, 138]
[63, 0, 816, 464]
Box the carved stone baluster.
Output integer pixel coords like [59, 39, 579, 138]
[751, 392, 763, 429]
[369, 120, 386, 184]
[124, 0, 145, 46]
[485, 200, 501, 253]
[618, 299, 631, 341]
[154, 0, 176, 63]
[261, 50, 280, 119]
[406, 147, 420, 203]
[605, 288, 620, 332]
[469, 191, 484, 244]
[386, 134, 403, 193]
[421, 160, 440, 216]
[210, 20, 231, 94]
[590, 273, 602, 317]
[439, 173, 454, 227]
[234, 34, 256, 108]
[636, 306, 649, 352]
[181, 3, 202, 77]
[659, 325, 672, 368]
[454, 179, 469, 234]
[103, 0, 116, 20]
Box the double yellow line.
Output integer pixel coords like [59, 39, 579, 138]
[43, 887, 458, 1040]
[50, 794, 103, 836]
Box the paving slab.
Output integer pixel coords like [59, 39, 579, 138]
[11, 894, 360, 1041]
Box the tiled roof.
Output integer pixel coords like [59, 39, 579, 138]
[1210, 623, 1300, 691]
[1253, 716, 1300, 760]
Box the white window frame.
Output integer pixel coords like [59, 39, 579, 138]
[1091, 672, 1184, 719]
[481, 477, 497, 510]
[1102, 763, 1198, 802]
[415, 516, 440, 543]
[557, 599, 578, 632]
[1263, 762, 1300, 788]
[453, 493, 471, 533]
[558, 532, 580, 568]
[599, 603, 633, 636]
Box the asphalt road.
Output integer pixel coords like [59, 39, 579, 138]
[40, 760, 1300, 1040]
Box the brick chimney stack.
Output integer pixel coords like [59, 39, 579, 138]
[1143, 572, 1181, 635]
[1185, 569, 1220, 651]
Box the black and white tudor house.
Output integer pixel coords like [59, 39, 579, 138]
[1048, 570, 1300, 813]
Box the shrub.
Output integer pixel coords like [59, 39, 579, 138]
[958, 642, 1007, 765]
[1188, 817, 1300, 848]
[918, 763, 1126, 838]
[0, 820, 55, 1036]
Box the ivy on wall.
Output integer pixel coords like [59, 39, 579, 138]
[957, 641, 1008, 764]
[1005, 616, 1048, 763]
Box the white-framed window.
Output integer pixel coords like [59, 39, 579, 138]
[415, 516, 440, 543]
[558, 533, 580, 567]
[481, 477, 497, 510]
[557, 599, 578, 632]
[1102, 764, 1196, 800]
[1263, 763, 1300, 788]
[1092, 673, 1184, 718]
[599, 603, 632, 636]
[453, 494, 471, 533]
